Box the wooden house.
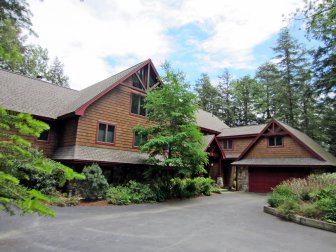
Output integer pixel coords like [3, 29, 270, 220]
[1, 59, 335, 191]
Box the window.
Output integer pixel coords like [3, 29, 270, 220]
[131, 93, 146, 116]
[97, 123, 115, 144]
[223, 139, 233, 150]
[133, 132, 148, 147]
[38, 130, 49, 141]
[268, 136, 283, 147]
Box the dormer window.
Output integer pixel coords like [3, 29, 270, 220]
[223, 139, 233, 150]
[268, 136, 283, 147]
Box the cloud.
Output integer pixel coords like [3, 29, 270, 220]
[28, 0, 303, 89]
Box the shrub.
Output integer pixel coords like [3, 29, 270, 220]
[106, 180, 156, 205]
[170, 177, 213, 198]
[19, 167, 65, 195]
[49, 191, 80, 207]
[267, 185, 298, 208]
[79, 164, 108, 201]
[300, 203, 322, 219]
[277, 198, 300, 217]
[106, 186, 132, 205]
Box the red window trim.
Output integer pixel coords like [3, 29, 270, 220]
[223, 139, 233, 150]
[132, 132, 148, 149]
[95, 121, 117, 146]
[129, 92, 147, 118]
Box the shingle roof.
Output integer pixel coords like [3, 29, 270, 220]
[218, 124, 266, 137]
[61, 60, 147, 115]
[196, 110, 229, 132]
[53, 145, 149, 164]
[203, 134, 215, 150]
[0, 69, 79, 119]
[276, 120, 336, 166]
[0, 60, 149, 118]
[231, 158, 333, 167]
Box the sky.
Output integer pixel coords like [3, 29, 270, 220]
[28, 0, 307, 90]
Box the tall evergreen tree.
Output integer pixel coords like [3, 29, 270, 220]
[272, 27, 311, 127]
[217, 70, 235, 126]
[255, 62, 281, 122]
[231, 75, 259, 126]
[298, 0, 336, 93]
[46, 57, 69, 88]
[195, 73, 219, 116]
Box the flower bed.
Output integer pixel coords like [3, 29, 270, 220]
[267, 173, 336, 224]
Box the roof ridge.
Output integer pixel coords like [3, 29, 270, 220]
[0, 68, 79, 92]
[79, 59, 150, 92]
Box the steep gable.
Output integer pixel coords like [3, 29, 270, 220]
[62, 59, 160, 117]
[238, 119, 336, 166]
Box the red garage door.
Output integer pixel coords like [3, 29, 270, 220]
[249, 167, 310, 193]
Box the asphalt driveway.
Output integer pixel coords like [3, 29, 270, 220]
[0, 192, 335, 252]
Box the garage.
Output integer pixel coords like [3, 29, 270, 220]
[248, 167, 310, 193]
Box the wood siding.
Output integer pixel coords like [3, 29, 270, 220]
[29, 120, 58, 158]
[220, 137, 255, 156]
[245, 136, 312, 159]
[58, 117, 78, 147]
[76, 85, 152, 151]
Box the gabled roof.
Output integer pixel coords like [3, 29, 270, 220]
[196, 110, 229, 133]
[276, 120, 336, 166]
[0, 69, 79, 119]
[64, 59, 156, 117]
[0, 59, 157, 119]
[203, 134, 225, 158]
[217, 124, 266, 138]
[238, 119, 336, 166]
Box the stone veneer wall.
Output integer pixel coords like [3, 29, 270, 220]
[236, 166, 249, 191]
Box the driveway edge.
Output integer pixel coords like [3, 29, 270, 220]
[264, 206, 336, 233]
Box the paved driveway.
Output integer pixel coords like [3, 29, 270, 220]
[0, 192, 335, 252]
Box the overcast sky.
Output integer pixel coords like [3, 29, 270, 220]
[29, 0, 304, 90]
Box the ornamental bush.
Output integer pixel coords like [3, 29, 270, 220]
[267, 173, 336, 223]
[79, 164, 108, 201]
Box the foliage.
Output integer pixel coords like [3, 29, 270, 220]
[49, 191, 80, 207]
[170, 177, 213, 198]
[195, 73, 220, 117]
[0, 1, 69, 88]
[0, 0, 33, 33]
[298, 0, 336, 93]
[0, 107, 84, 216]
[267, 173, 336, 223]
[106, 180, 156, 205]
[79, 164, 109, 201]
[106, 177, 213, 205]
[134, 62, 208, 177]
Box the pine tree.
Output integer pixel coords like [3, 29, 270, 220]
[195, 73, 220, 116]
[231, 75, 259, 126]
[272, 27, 311, 127]
[0, 107, 84, 216]
[217, 70, 235, 126]
[46, 57, 69, 88]
[255, 62, 281, 122]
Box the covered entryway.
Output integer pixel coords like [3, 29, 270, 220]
[249, 167, 310, 193]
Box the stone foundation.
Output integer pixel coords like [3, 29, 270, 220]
[237, 166, 249, 191]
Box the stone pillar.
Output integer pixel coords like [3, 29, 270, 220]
[237, 166, 249, 192]
[217, 177, 224, 187]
